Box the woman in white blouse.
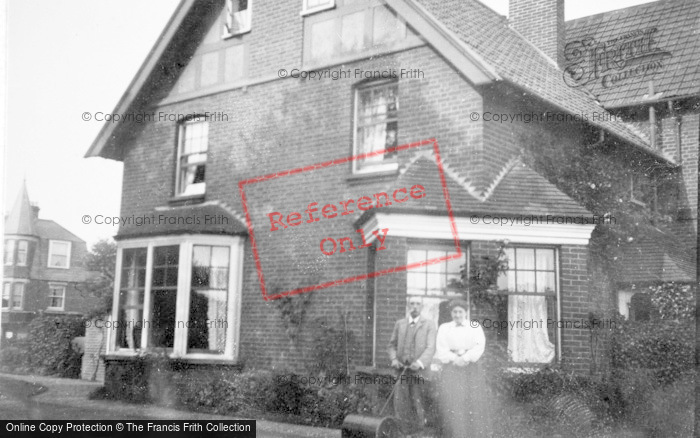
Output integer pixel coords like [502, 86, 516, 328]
[435, 299, 489, 437]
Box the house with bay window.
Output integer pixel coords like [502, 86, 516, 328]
[85, 0, 696, 384]
[2, 182, 98, 341]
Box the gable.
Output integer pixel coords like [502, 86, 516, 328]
[381, 153, 590, 218]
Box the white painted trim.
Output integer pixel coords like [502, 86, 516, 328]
[361, 213, 595, 245]
[48, 240, 72, 269]
[300, 0, 335, 16]
[2, 279, 29, 310]
[109, 248, 123, 353]
[385, 0, 499, 85]
[222, 0, 253, 39]
[111, 234, 245, 360]
[47, 283, 67, 311]
[16, 240, 28, 266]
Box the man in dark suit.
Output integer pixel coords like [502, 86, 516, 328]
[388, 297, 437, 431]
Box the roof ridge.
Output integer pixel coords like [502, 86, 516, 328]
[401, 149, 482, 200]
[481, 156, 521, 202]
[210, 200, 248, 225]
[506, 25, 559, 69]
[154, 200, 247, 225]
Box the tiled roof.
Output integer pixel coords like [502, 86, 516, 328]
[617, 224, 697, 283]
[411, 0, 665, 158]
[35, 220, 85, 243]
[116, 203, 248, 239]
[378, 153, 590, 217]
[567, 0, 700, 108]
[5, 182, 36, 236]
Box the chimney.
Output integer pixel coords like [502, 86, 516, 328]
[31, 203, 40, 220]
[509, 0, 565, 67]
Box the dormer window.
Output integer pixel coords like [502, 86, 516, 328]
[302, 0, 335, 15]
[48, 240, 71, 269]
[176, 118, 209, 197]
[223, 0, 252, 38]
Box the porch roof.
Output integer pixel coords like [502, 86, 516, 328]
[115, 203, 248, 240]
[617, 225, 697, 284]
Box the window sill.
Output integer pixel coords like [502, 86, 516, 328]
[168, 194, 206, 207]
[222, 29, 251, 40]
[346, 167, 399, 185]
[103, 352, 240, 366]
[300, 5, 335, 16]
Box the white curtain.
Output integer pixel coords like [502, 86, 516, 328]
[508, 295, 555, 363]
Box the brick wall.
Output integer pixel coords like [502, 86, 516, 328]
[371, 238, 602, 373]
[509, 0, 565, 66]
[119, 36, 486, 371]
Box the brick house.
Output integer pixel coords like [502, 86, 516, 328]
[2, 182, 98, 341]
[85, 0, 696, 382]
[566, 0, 698, 319]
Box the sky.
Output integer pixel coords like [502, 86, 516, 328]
[2, 0, 658, 248]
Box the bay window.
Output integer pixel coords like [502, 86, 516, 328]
[4, 240, 15, 265]
[2, 281, 25, 310]
[110, 236, 244, 360]
[406, 246, 465, 325]
[497, 247, 559, 363]
[16, 240, 28, 266]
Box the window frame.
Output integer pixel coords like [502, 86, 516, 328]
[2, 280, 27, 310]
[47, 283, 67, 311]
[108, 235, 245, 362]
[222, 0, 252, 38]
[48, 240, 72, 269]
[404, 242, 467, 325]
[175, 117, 209, 198]
[302, 0, 414, 67]
[4, 239, 15, 265]
[301, 0, 335, 16]
[16, 240, 28, 266]
[496, 245, 561, 364]
[2, 282, 11, 309]
[352, 80, 400, 175]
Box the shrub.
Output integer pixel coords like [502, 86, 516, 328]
[309, 316, 357, 380]
[0, 344, 29, 372]
[611, 319, 694, 384]
[21, 314, 86, 377]
[176, 368, 279, 415]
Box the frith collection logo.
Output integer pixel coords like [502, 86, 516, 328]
[563, 27, 672, 89]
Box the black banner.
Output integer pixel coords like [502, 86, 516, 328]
[1, 420, 256, 437]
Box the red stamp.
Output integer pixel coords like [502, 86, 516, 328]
[239, 139, 460, 300]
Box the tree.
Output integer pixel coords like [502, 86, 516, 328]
[82, 239, 117, 318]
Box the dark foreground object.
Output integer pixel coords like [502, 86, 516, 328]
[341, 414, 402, 438]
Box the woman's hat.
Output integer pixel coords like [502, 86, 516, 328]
[448, 299, 469, 312]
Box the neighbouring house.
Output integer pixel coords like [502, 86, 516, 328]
[2, 182, 99, 342]
[566, 0, 698, 320]
[85, 0, 696, 389]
